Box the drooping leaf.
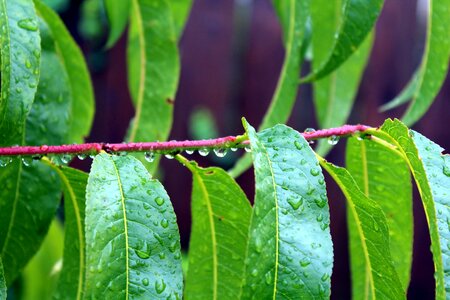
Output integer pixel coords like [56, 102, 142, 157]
[311, 0, 373, 156]
[21, 219, 64, 300]
[167, 0, 193, 39]
[104, 0, 130, 48]
[0, 0, 41, 147]
[0, 258, 5, 300]
[180, 159, 251, 299]
[229, 0, 310, 178]
[367, 119, 450, 298]
[241, 121, 333, 298]
[26, 17, 71, 146]
[379, 0, 450, 126]
[346, 137, 412, 296]
[127, 0, 180, 172]
[85, 154, 183, 298]
[319, 159, 405, 299]
[34, 0, 95, 144]
[301, 0, 384, 82]
[48, 166, 88, 300]
[0, 0, 62, 286]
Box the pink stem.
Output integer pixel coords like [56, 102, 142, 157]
[0, 124, 371, 156]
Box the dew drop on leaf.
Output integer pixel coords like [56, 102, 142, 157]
[251, 269, 258, 277]
[230, 147, 238, 152]
[299, 258, 311, 267]
[287, 197, 303, 210]
[294, 141, 303, 150]
[265, 271, 273, 285]
[304, 128, 316, 133]
[154, 197, 165, 206]
[443, 164, 450, 177]
[17, 18, 38, 31]
[135, 242, 151, 259]
[142, 278, 149, 286]
[155, 278, 166, 294]
[160, 218, 169, 228]
[61, 154, 72, 164]
[185, 149, 194, 155]
[310, 168, 320, 176]
[244, 145, 252, 153]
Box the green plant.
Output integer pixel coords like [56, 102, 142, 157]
[0, 0, 449, 299]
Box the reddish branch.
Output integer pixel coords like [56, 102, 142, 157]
[0, 124, 371, 156]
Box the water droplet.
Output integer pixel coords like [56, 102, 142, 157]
[316, 214, 323, 222]
[155, 279, 166, 294]
[160, 219, 169, 228]
[159, 252, 166, 259]
[213, 148, 228, 157]
[373, 221, 379, 232]
[198, 148, 210, 156]
[145, 152, 155, 162]
[77, 154, 87, 160]
[244, 145, 252, 153]
[310, 168, 320, 176]
[300, 258, 311, 267]
[287, 197, 303, 210]
[185, 149, 194, 155]
[304, 128, 316, 133]
[134, 242, 151, 259]
[327, 135, 339, 145]
[251, 269, 258, 277]
[294, 141, 303, 150]
[165, 153, 175, 160]
[142, 278, 149, 286]
[61, 154, 72, 164]
[22, 156, 33, 167]
[321, 273, 330, 282]
[255, 237, 262, 253]
[443, 164, 450, 177]
[168, 241, 178, 253]
[0, 157, 12, 167]
[18, 18, 38, 31]
[314, 198, 327, 208]
[230, 147, 238, 152]
[25, 59, 32, 69]
[154, 197, 165, 206]
[265, 271, 273, 285]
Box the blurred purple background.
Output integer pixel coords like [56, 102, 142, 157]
[64, 0, 449, 298]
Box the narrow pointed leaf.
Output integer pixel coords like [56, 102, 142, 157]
[301, 0, 384, 82]
[0, 258, 5, 300]
[182, 160, 252, 299]
[346, 137, 412, 295]
[34, 0, 95, 143]
[0, 0, 62, 285]
[312, 0, 373, 156]
[319, 159, 405, 299]
[229, 0, 309, 178]
[168, 0, 193, 39]
[104, 0, 130, 48]
[85, 154, 183, 298]
[0, 0, 41, 147]
[127, 0, 180, 172]
[380, 1, 450, 126]
[368, 119, 450, 298]
[241, 121, 333, 299]
[48, 165, 88, 300]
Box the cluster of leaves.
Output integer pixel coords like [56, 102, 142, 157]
[0, 0, 449, 299]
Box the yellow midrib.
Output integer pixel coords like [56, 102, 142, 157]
[111, 158, 130, 299]
[196, 173, 218, 300]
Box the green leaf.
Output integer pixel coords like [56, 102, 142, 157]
[26, 17, 71, 146]
[49, 166, 88, 300]
[0, 258, 6, 300]
[127, 0, 180, 172]
[311, 0, 373, 156]
[229, 0, 309, 178]
[301, 0, 384, 82]
[0, 0, 62, 285]
[0, 0, 41, 147]
[379, 0, 450, 126]
[241, 121, 333, 298]
[319, 159, 405, 299]
[42, 0, 69, 12]
[167, 0, 193, 39]
[85, 153, 183, 298]
[104, 0, 130, 48]
[368, 119, 450, 298]
[346, 137, 413, 296]
[180, 159, 251, 299]
[21, 219, 64, 300]
[34, 0, 95, 144]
